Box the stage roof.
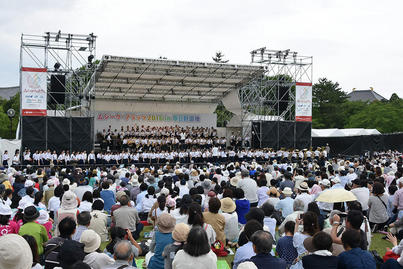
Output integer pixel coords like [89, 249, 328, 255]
[93, 55, 265, 103]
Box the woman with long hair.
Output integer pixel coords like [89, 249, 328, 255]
[187, 203, 216, 245]
[172, 226, 217, 269]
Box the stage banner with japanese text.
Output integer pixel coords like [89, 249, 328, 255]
[295, 82, 312, 122]
[94, 111, 217, 133]
[21, 67, 47, 116]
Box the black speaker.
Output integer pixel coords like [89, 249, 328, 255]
[278, 85, 289, 114]
[49, 75, 66, 105]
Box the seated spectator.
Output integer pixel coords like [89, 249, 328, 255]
[248, 230, 287, 269]
[105, 240, 137, 269]
[162, 223, 190, 269]
[331, 210, 369, 250]
[89, 200, 109, 242]
[147, 213, 175, 269]
[37, 209, 53, 239]
[113, 194, 143, 240]
[266, 187, 281, 207]
[235, 188, 250, 225]
[261, 202, 277, 240]
[171, 195, 191, 224]
[58, 239, 86, 269]
[187, 203, 216, 245]
[302, 231, 339, 269]
[100, 181, 115, 214]
[203, 197, 226, 245]
[276, 221, 298, 267]
[80, 230, 115, 269]
[104, 227, 142, 259]
[18, 205, 49, 256]
[337, 229, 376, 269]
[44, 217, 77, 269]
[22, 234, 42, 269]
[172, 226, 217, 269]
[257, 178, 269, 207]
[221, 197, 239, 246]
[278, 199, 305, 234]
[233, 220, 264, 269]
[140, 186, 157, 220]
[0, 201, 18, 236]
[0, 234, 33, 269]
[292, 211, 320, 269]
[72, 211, 91, 241]
[55, 190, 79, 236]
[78, 191, 93, 212]
[275, 187, 294, 219]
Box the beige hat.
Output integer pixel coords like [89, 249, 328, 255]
[61, 191, 78, 210]
[0, 234, 33, 269]
[268, 187, 280, 197]
[172, 223, 190, 242]
[80, 230, 101, 253]
[157, 213, 176, 233]
[116, 191, 126, 202]
[298, 182, 309, 191]
[282, 187, 293, 196]
[221, 197, 236, 213]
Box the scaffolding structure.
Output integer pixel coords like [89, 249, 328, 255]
[20, 31, 97, 116]
[240, 47, 313, 148]
[19, 32, 97, 150]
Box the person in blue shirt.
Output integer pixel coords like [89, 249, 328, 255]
[233, 220, 263, 269]
[276, 221, 298, 266]
[275, 187, 294, 218]
[248, 230, 287, 269]
[100, 181, 115, 214]
[337, 229, 376, 269]
[235, 188, 250, 225]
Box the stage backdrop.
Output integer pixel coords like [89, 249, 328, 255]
[93, 99, 218, 133]
[94, 111, 217, 133]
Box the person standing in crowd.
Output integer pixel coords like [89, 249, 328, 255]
[172, 226, 217, 269]
[368, 181, 389, 232]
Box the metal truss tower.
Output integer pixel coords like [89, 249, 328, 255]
[239, 47, 313, 147]
[20, 31, 97, 116]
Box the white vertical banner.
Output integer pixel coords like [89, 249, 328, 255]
[295, 82, 312, 122]
[21, 67, 47, 116]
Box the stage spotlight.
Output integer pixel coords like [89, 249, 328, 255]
[54, 62, 61, 70]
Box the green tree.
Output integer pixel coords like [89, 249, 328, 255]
[389, 93, 401, 103]
[0, 93, 20, 139]
[312, 78, 348, 128]
[346, 99, 403, 133]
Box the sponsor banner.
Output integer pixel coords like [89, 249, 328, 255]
[295, 82, 312, 122]
[21, 67, 47, 116]
[94, 111, 217, 133]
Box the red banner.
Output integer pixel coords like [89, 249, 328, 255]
[22, 109, 47, 116]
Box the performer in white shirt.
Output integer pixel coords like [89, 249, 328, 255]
[2, 150, 9, 167]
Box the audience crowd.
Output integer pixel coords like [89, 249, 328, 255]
[0, 144, 402, 269]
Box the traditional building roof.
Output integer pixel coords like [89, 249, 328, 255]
[347, 89, 386, 102]
[0, 86, 19, 100]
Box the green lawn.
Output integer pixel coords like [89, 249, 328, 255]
[100, 226, 393, 268]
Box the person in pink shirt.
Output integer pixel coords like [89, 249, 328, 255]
[36, 209, 53, 239]
[0, 201, 19, 236]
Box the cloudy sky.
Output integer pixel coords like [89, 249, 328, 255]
[1, 0, 402, 98]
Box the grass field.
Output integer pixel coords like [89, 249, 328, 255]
[100, 226, 394, 268]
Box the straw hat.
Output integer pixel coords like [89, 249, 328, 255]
[221, 197, 236, 213]
[172, 223, 190, 242]
[157, 213, 175, 233]
[80, 230, 101, 253]
[0, 234, 33, 269]
[298, 182, 309, 191]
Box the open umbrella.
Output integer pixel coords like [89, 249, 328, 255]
[315, 188, 357, 203]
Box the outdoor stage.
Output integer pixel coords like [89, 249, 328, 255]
[18, 32, 314, 153]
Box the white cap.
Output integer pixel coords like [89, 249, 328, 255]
[24, 180, 34, 188]
[0, 202, 12, 215]
[320, 179, 331, 187]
